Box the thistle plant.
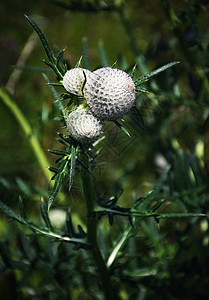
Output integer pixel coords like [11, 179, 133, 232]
[0, 4, 209, 299]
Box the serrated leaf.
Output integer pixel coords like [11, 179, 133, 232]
[135, 61, 180, 86]
[40, 200, 52, 230]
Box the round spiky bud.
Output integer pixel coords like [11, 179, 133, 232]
[84, 67, 136, 121]
[62, 68, 92, 96]
[66, 108, 104, 143]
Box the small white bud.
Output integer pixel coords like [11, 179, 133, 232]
[62, 68, 92, 96]
[84, 67, 136, 120]
[67, 108, 104, 143]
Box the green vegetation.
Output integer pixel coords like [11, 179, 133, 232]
[0, 1, 209, 299]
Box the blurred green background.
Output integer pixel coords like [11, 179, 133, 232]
[1, 0, 209, 299]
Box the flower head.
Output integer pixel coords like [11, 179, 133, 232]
[62, 68, 92, 96]
[66, 108, 104, 143]
[84, 67, 136, 120]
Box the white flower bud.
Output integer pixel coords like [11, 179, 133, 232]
[62, 68, 92, 96]
[84, 67, 136, 120]
[67, 108, 104, 143]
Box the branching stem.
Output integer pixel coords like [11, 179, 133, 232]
[81, 164, 115, 300]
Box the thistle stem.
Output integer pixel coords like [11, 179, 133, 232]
[81, 166, 115, 300]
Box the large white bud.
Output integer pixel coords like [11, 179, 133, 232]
[62, 68, 92, 96]
[84, 67, 136, 120]
[66, 108, 104, 143]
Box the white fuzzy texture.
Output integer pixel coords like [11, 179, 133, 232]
[84, 67, 136, 120]
[62, 68, 92, 96]
[67, 108, 104, 143]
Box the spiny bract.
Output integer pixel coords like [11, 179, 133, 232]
[66, 108, 104, 143]
[84, 67, 136, 121]
[62, 68, 92, 96]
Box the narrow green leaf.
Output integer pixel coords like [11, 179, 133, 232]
[82, 37, 90, 69]
[48, 149, 69, 156]
[114, 120, 131, 137]
[155, 212, 206, 219]
[98, 40, 110, 67]
[40, 200, 52, 230]
[19, 228, 32, 260]
[69, 145, 76, 190]
[0, 200, 25, 224]
[18, 196, 27, 219]
[136, 87, 148, 93]
[0, 241, 13, 268]
[131, 211, 206, 219]
[48, 156, 70, 210]
[25, 15, 63, 79]
[49, 166, 60, 173]
[130, 63, 137, 78]
[25, 15, 55, 65]
[132, 192, 152, 210]
[135, 61, 180, 86]
[47, 82, 63, 86]
[111, 61, 117, 68]
[48, 172, 65, 211]
[66, 212, 74, 236]
[150, 199, 165, 212]
[56, 48, 66, 63]
[75, 56, 83, 68]
[12, 65, 53, 73]
[43, 74, 67, 120]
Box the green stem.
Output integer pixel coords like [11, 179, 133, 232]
[0, 88, 51, 182]
[81, 166, 115, 300]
